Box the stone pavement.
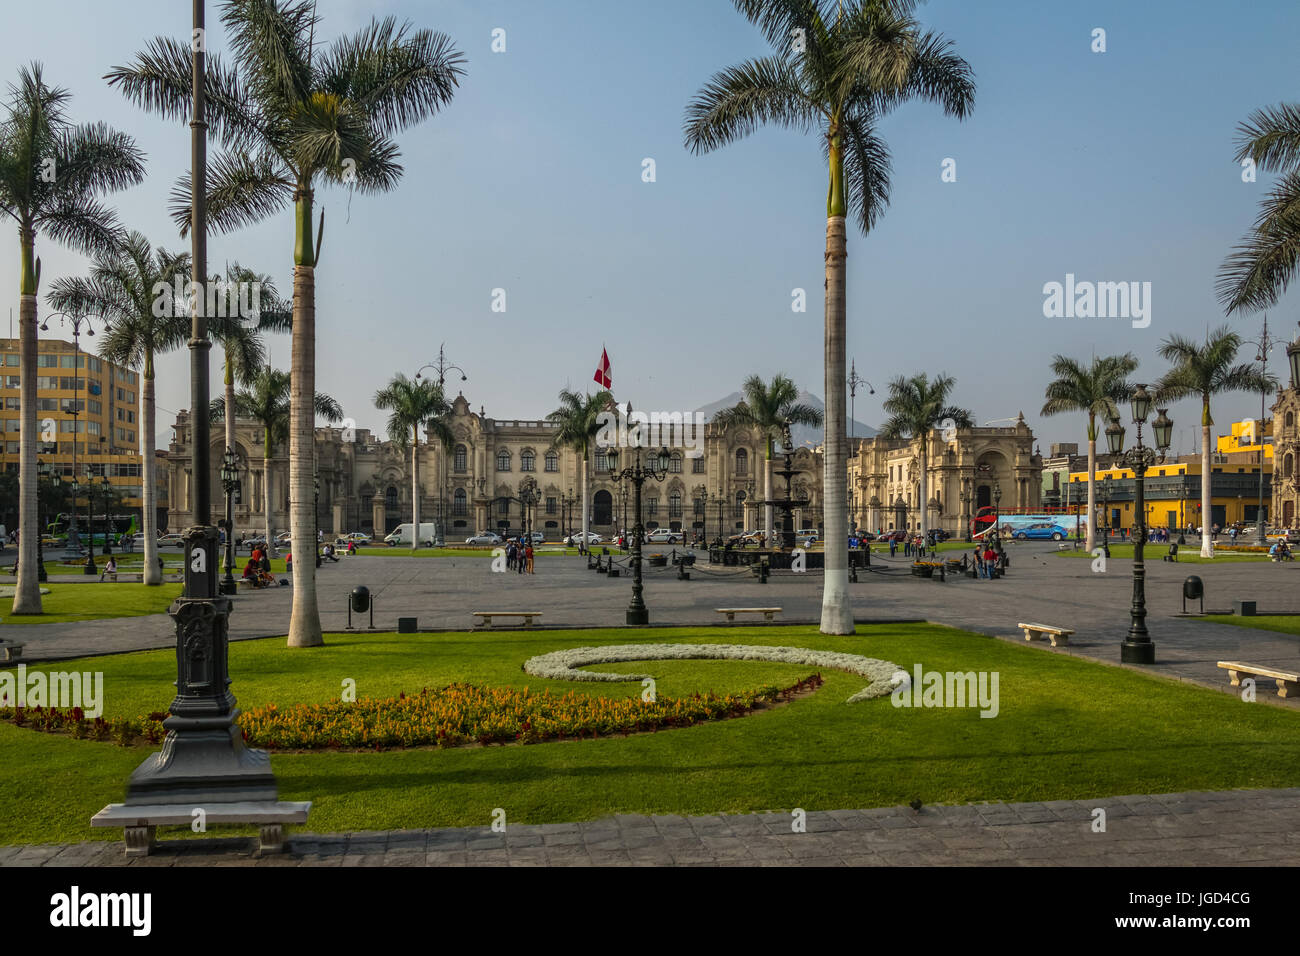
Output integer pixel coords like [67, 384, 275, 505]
[5, 787, 1297, 866]
[9, 543, 1299, 706]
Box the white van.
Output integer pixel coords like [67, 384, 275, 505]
[384, 522, 438, 547]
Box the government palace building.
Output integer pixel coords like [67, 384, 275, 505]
[161, 391, 1044, 541]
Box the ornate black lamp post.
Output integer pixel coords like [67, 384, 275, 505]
[607, 445, 670, 625]
[36, 460, 50, 582]
[519, 476, 538, 541]
[1101, 476, 1112, 544]
[100, 474, 113, 555]
[992, 480, 1003, 557]
[695, 486, 708, 546]
[81, 468, 96, 575]
[219, 447, 238, 595]
[1107, 386, 1173, 665]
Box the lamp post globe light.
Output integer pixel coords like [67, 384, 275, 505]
[219, 447, 238, 595]
[1107, 386, 1173, 665]
[607, 445, 670, 625]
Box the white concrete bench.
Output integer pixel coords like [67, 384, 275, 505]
[90, 800, 311, 857]
[472, 611, 543, 628]
[1217, 661, 1300, 699]
[716, 607, 782, 623]
[0, 640, 24, 661]
[1018, 622, 1073, 647]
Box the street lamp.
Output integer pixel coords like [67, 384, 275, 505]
[992, 480, 1003, 555]
[100, 474, 113, 555]
[695, 487, 709, 547]
[519, 476, 539, 542]
[219, 447, 238, 595]
[607, 445, 670, 625]
[36, 459, 50, 582]
[959, 481, 972, 542]
[82, 466, 96, 575]
[1107, 388, 1172, 665]
[1101, 476, 1112, 544]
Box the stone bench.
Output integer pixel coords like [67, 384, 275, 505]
[472, 611, 543, 628]
[0, 640, 25, 661]
[715, 607, 782, 623]
[90, 800, 311, 857]
[1018, 622, 1073, 647]
[1217, 661, 1300, 699]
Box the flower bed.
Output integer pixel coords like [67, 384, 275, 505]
[523, 643, 901, 703]
[0, 677, 825, 751]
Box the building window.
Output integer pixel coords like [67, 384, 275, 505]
[38, 354, 58, 368]
[521, 450, 535, 472]
[385, 486, 398, 511]
[734, 491, 745, 517]
[694, 497, 705, 516]
[692, 457, 705, 474]
[496, 450, 511, 472]
[596, 451, 608, 472]
[545, 451, 558, 472]
[497, 497, 510, 515]
[454, 444, 467, 472]
[1286, 453, 1294, 479]
[546, 496, 557, 514]
[453, 488, 467, 515]
[669, 453, 682, 473]
[669, 493, 682, 517]
[647, 497, 658, 517]
[735, 448, 748, 476]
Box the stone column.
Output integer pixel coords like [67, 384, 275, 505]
[332, 501, 345, 537]
[372, 498, 386, 537]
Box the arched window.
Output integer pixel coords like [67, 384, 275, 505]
[735, 448, 748, 476]
[734, 490, 745, 517]
[595, 450, 609, 472]
[669, 453, 682, 473]
[496, 450, 511, 472]
[669, 492, 682, 517]
[544, 451, 558, 472]
[1288, 411, 1296, 434]
[1285, 453, 1295, 478]
[454, 444, 467, 473]
[453, 488, 467, 515]
[521, 450, 535, 472]
[385, 485, 398, 511]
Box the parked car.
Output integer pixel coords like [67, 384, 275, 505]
[385, 522, 438, 547]
[158, 532, 185, 548]
[335, 532, 371, 546]
[243, 535, 269, 553]
[274, 531, 292, 545]
[526, 531, 545, 544]
[564, 531, 603, 545]
[646, 528, 681, 544]
[465, 532, 503, 545]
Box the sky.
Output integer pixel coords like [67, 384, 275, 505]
[2, 0, 1297, 460]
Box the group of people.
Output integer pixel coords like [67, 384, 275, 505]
[241, 548, 276, 588]
[505, 537, 535, 573]
[971, 542, 1004, 579]
[1270, 539, 1294, 561]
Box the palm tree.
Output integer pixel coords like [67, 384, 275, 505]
[684, 0, 974, 634]
[1217, 102, 1300, 314]
[109, 1, 465, 647]
[1155, 328, 1276, 557]
[546, 388, 615, 545]
[0, 63, 144, 614]
[878, 373, 972, 545]
[46, 231, 190, 585]
[1041, 354, 1139, 551]
[209, 263, 291, 556]
[373, 374, 454, 551]
[711, 374, 823, 545]
[210, 364, 343, 562]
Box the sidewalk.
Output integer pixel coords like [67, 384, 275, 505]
[5, 788, 1297, 866]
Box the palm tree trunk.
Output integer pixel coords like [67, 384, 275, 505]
[1201, 404, 1213, 558]
[820, 213, 853, 634]
[411, 425, 421, 551]
[141, 355, 162, 585]
[764, 445, 774, 546]
[263, 429, 276, 558]
[919, 435, 929, 545]
[287, 261, 322, 647]
[12, 274, 41, 615]
[1086, 430, 1097, 552]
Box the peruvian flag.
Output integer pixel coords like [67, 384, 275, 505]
[593, 346, 612, 389]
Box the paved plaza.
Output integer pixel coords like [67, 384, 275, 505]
[10, 543, 1300, 708]
[7, 787, 1298, 867]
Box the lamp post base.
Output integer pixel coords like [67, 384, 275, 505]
[626, 607, 648, 626]
[219, 578, 237, 595]
[1121, 640, 1156, 665]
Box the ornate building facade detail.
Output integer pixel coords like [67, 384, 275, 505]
[1271, 387, 1299, 529]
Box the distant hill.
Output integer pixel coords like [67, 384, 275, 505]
[695, 390, 877, 449]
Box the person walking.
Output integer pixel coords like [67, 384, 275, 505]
[506, 539, 516, 571]
[525, 542, 535, 574]
[517, 539, 526, 575]
[889, 534, 898, 558]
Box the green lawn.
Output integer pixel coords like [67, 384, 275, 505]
[2, 582, 183, 625]
[1202, 615, 1300, 636]
[354, 546, 624, 558]
[1, 622, 1297, 845]
[1053, 543, 1269, 564]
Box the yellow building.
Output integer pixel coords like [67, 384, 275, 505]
[0, 338, 163, 521]
[1216, 418, 1274, 459]
[1067, 454, 1272, 534]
